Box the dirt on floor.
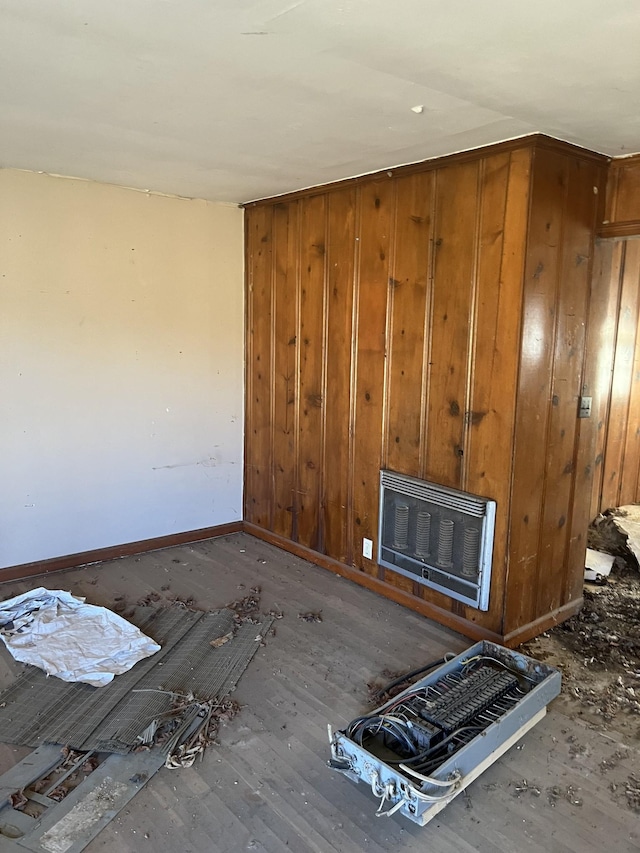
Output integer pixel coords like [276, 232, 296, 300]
[520, 517, 640, 742]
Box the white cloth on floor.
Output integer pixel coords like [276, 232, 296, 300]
[0, 587, 160, 687]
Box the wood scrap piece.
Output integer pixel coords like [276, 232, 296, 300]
[210, 632, 234, 648]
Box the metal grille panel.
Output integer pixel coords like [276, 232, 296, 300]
[0, 606, 272, 753]
[378, 470, 496, 610]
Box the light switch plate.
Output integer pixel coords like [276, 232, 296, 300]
[362, 538, 373, 560]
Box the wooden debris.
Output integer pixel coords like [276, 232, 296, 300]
[298, 611, 322, 623]
[210, 632, 234, 648]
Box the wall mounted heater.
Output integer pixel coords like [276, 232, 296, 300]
[378, 470, 496, 611]
[328, 641, 561, 825]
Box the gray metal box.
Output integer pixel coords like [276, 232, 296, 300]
[329, 641, 561, 825]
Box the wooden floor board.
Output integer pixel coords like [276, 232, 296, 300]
[0, 532, 639, 852]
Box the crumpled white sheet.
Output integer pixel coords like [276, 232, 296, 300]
[0, 587, 160, 687]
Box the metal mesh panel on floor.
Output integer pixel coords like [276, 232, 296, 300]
[0, 606, 272, 753]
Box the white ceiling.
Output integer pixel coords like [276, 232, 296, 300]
[2, 0, 640, 203]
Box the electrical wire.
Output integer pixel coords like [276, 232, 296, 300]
[372, 655, 452, 700]
[461, 655, 538, 684]
[403, 726, 483, 765]
[399, 764, 461, 787]
[347, 714, 417, 756]
[346, 655, 533, 783]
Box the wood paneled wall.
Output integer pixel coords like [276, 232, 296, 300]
[503, 148, 606, 637]
[245, 136, 607, 643]
[587, 239, 640, 516]
[601, 154, 640, 237]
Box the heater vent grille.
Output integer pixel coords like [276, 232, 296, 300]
[378, 470, 496, 610]
[380, 471, 487, 517]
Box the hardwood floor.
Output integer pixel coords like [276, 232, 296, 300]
[1, 532, 638, 852]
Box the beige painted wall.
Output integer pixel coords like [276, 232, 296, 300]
[0, 169, 244, 568]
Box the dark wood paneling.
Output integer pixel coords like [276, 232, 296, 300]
[466, 148, 531, 623]
[505, 150, 606, 635]
[506, 149, 568, 632]
[384, 172, 433, 478]
[296, 195, 327, 551]
[620, 299, 640, 503]
[425, 161, 479, 488]
[587, 241, 625, 521]
[322, 189, 357, 564]
[543, 158, 602, 612]
[245, 205, 273, 527]
[246, 136, 607, 643]
[602, 154, 640, 237]
[272, 202, 299, 539]
[352, 181, 393, 575]
[563, 176, 616, 607]
[536, 158, 595, 615]
[589, 239, 640, 513]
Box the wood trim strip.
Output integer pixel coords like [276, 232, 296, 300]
[501, 598, 583, 647]
[598, 221, 640, 238]
[532, 135, 608, 164]
[244, 522, 503, 645]
[245, 135, 607, 208]
[610, 153, 640, 167]
[0, 522, 243, 583]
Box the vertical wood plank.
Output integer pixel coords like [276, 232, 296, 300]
[618, 244, 640, 506]
[296, 195, 327, 550]
[425, 161, 479, 488]
[271, 202, 299, 539]
[322, 188, 356, 563]
[385, 172, 433, 477]
[466, 149, 531, 626]
[245, 206, 274, 528]
[587, 240, 624, 520]
[506, 149, 567, 632]
[601, 240, 640, 510]
[566, 195, 626, 606]
[536, 158, 597, 615]
[352, 180, 393, 574]
[619, 347, 640, 505]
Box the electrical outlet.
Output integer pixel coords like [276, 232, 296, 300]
[578, 395, 592, 418]
[363, 538, 373, 560]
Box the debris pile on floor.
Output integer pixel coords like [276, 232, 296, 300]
[0, 597, 274, 764]
[0, 581, 279, 851]
[366, 669, 407, 704]
[298, 610, 322, 623]
[521, 518, 640, 739]
[609, 506, 640, 569]
[11, 749, 102, 817]
[589, 508, 640, 570]
[625, 775, 640, 812]
[150, 696, 241, 769]
[226, 586, 262, 625]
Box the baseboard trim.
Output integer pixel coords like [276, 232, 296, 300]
[244, 523, 504, 645]
[0, 521, 243, 584]
[502, 598, 583, 647]
[2, 520, 580, 646]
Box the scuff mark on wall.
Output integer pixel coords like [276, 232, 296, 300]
[152, 456, 238, 471]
